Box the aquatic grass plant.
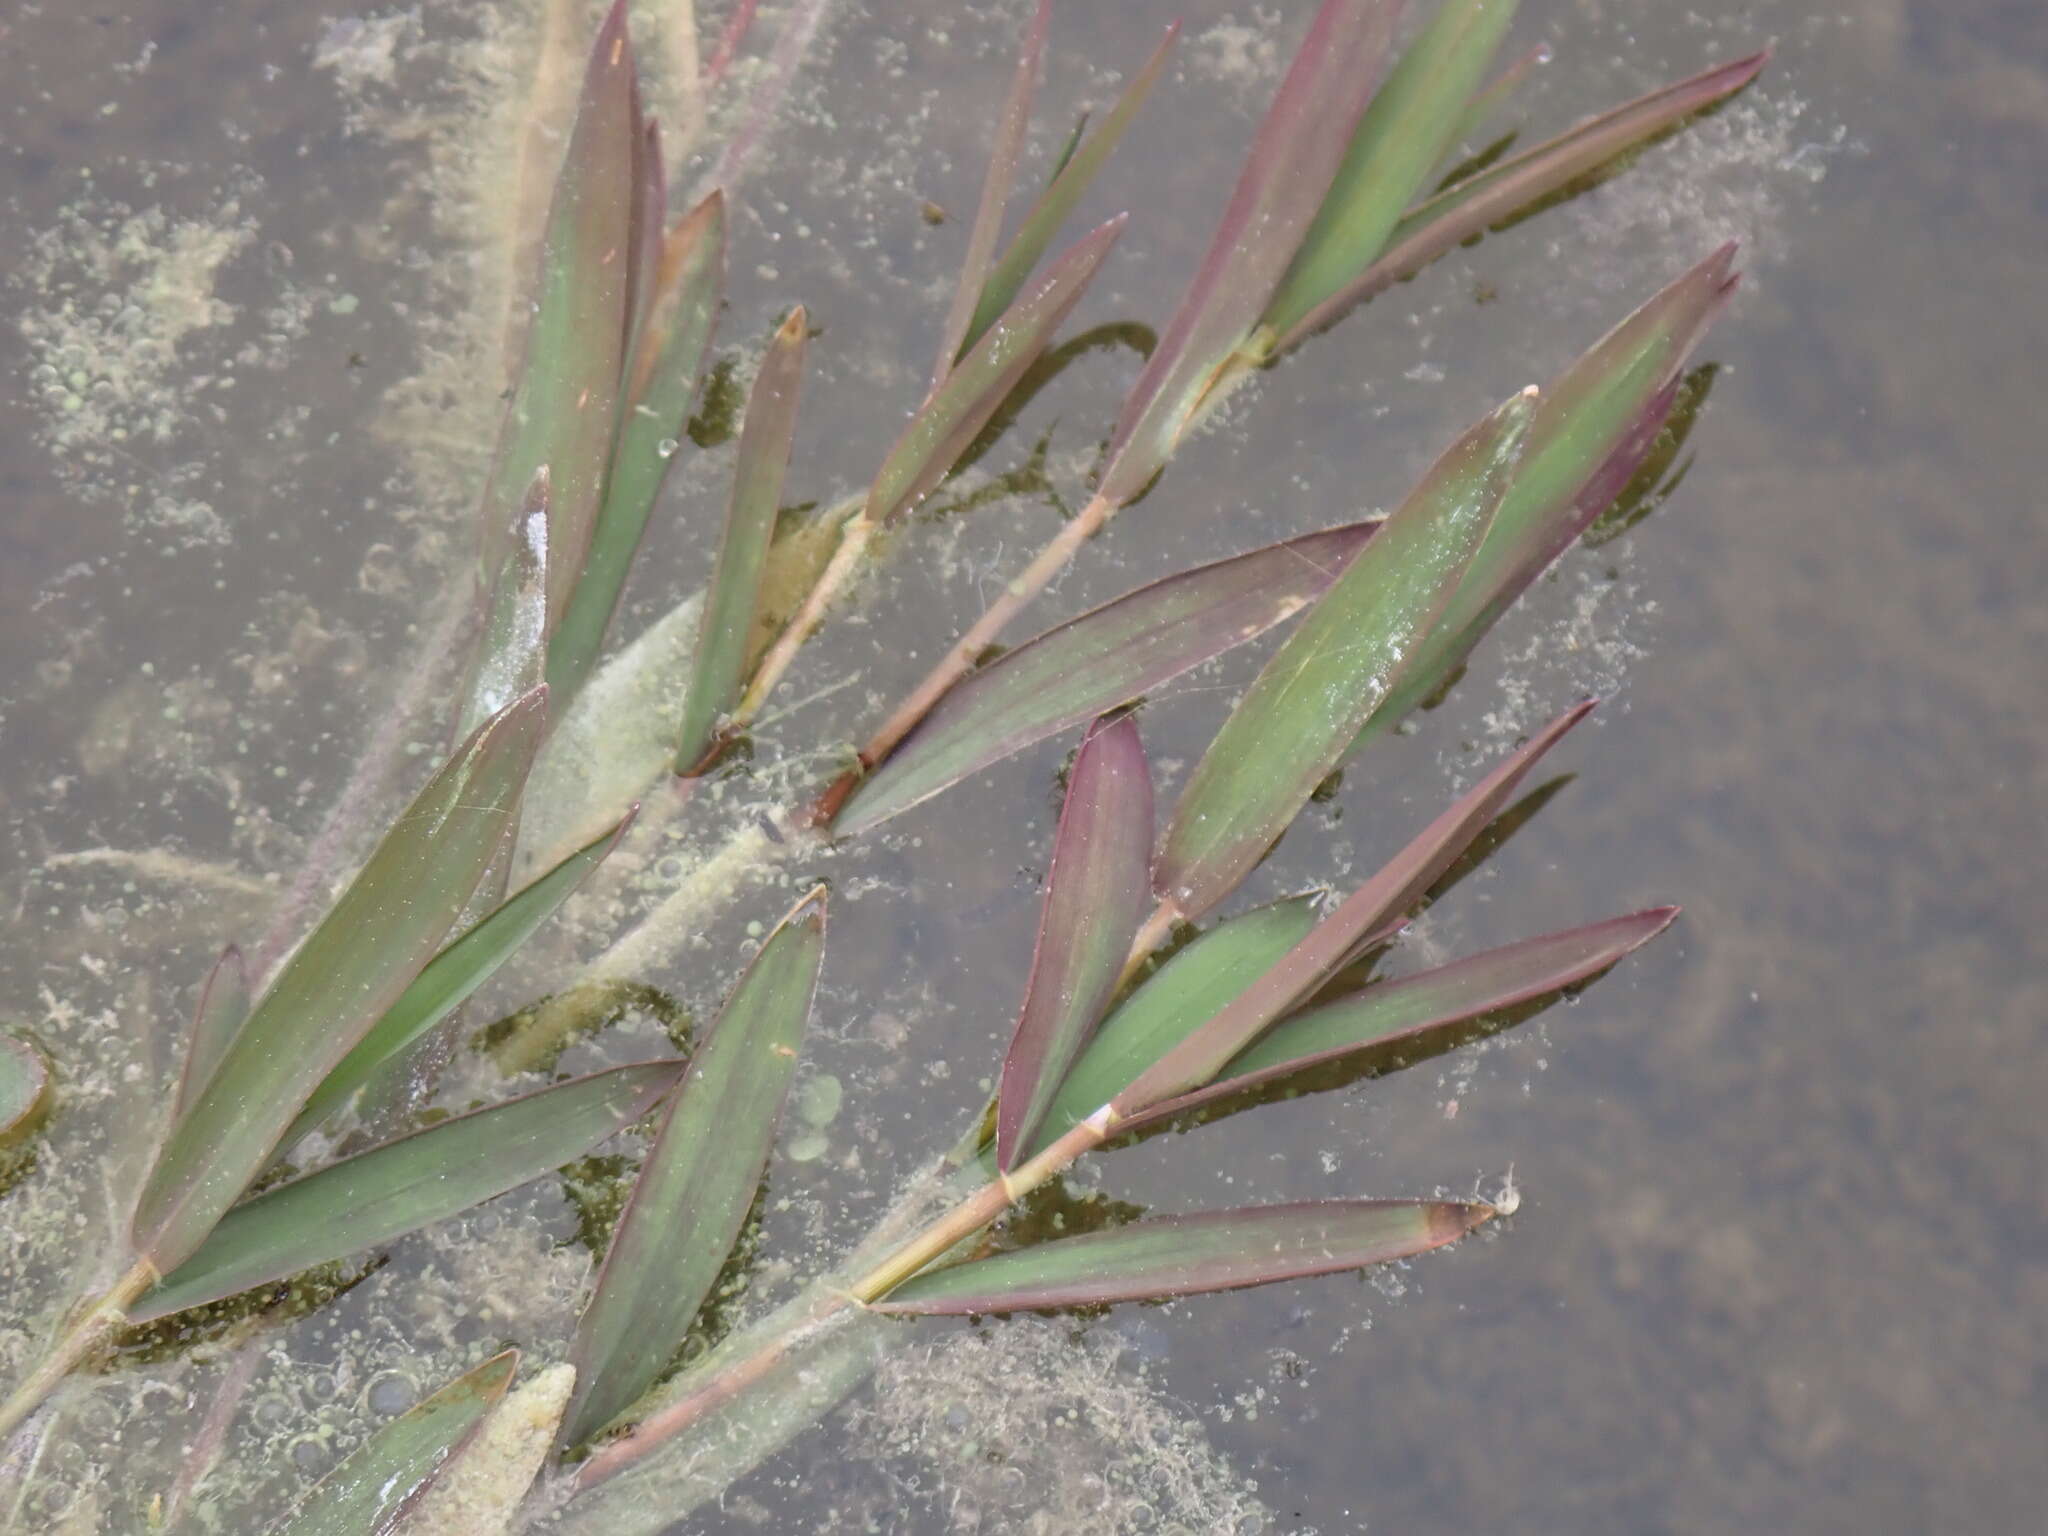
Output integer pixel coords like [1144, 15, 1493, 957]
[0, 1, 1762, 1527]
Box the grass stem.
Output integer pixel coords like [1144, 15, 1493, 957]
[0, 1260, 156, 1442]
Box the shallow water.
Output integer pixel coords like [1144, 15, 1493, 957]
[1, 1, 2041, 1532]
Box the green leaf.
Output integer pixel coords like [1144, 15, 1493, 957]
[0, 1033, 51, 1149]
[996, 716, 1153, 1170]
[1154, 388, 1534, 922]
[962, 21, 1179, 355]
[1096, 0, 1401, 506]
[131, 689, 548, 1275]
[282, 810, 637, 1150]
[462, 469, 551, 738]
[1120, 906, 1680, 1136]
[565, 891, 825, 1443]
[868, 215, 1125, 525]
[1259, 0, 1519, 345]
[874, 1198, 1489, 1313]
[833, 522, 1379, 837]
[675, 308, 810, 774]
[132, 1060, 682, 1325]
[551, 191, 728, 707]
[169, 943, 250, 1128]
[1028, 895, 1319, 1158]
[265, 1350, 518, 1536]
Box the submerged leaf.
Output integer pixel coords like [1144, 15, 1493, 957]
[170, 943, 251, 1129]
[565, 891, 825, 1443]
[996, 716, 1153, 1170]
[132, 690, 549, 1275]
[133, 1061, 683, 1324]
[1154, 389, 1533, 922]
[463, 471, 551, 738]
[266, 1351, 517, 1536]
[0, 1033, 50, 1149]
[834, 522, 1378, 837]
[874, 1198, 1488, 1313]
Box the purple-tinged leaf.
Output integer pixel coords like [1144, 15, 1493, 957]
[170, 943, 251, 1129]
[1442, 41, 1546, 166]
[1348, 248, 1735, 759]
[1119, 698, 1593, 1114]
[1273, 51, 1766, 351]
[869, 215, 1125, 526]
[132, 690, 549, 1276]
[996, 716, 1154, 1171]
[873, 1198, 1489, 1313]
[0, 1033, 50, 1149]
[1095, 0, 1401, 507]
[134, 1060, 683, 1324]
[676, 308, 809, 774]
[1154, 388, 1533, 923]
[833, 522, 1379, 837]
[1119, 906, 1679, 1135]
[963, 22, 1179, 355]
[565, 890, 825, 1443]
[476, 0, 640, 626]
[264, 1350, 517, 1536]
[624, 116, 667, 372]
[930, 0, 1050, 390]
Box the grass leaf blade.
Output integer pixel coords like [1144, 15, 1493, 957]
[834, 522, 1378, 837]
[463, 471, 551, 737]
[996, 716, 1153, 1170]
[132, 690, 548, 1275]
[565, 890, 825, 1443]
[265, 1350, 518, 1536]
[170, 943, 250, 1128]
[874, 1199, 1489, 1313]
[133, 1061, 683, 1325]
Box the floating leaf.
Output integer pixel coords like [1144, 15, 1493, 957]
[463, 471, 551, 738]
[1120, 906, 1679, 1135]
[930, 0, 1050, 387]
[132, 690, 549, 1275]
[1154, 389, 1534, 922]
[1120, 699, 1593, 1113]
[868, 215, 1125, 526]
[1273, 52, 1766, 350]
[133, 1061, 682, 1324]
[1349, 247, 1736, 758]
[963, 22, 1179, 354]
[1096, 0, 1401, 506]
[874, 1198, 1488, 1313]
[475, 0, 639, 628]
[283, 811, 637, 1150]
[552, 191, 729, 707]
[170, 944, 250, 1129]
[996, 716, 1153, 1170]
[675, 308, 810, 773]
[1027, 896, 1319, 1157]
[0, 1033, 50, 1150]
[265, 1350, 517, 1536]
[834, 522, 1379, 837]
[565, 891, 825, 1443]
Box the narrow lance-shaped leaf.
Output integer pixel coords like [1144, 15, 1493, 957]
[475, 0, 639, 625]
[1096, 0, 1401, 507]
[132, 1060, 683, 1324]
[996, 715, 1154, 1170]
[1025, 895, 1319, 1159]
[565, 890, 826, 1443]
[929, 0, 1050, 389]
[1120, 698, 1594, 1113]
[1257, 0, 1519, 347]
[169, 943, 250, 1128]
[265, 1350, 518, 1536]
[835, 521, 1379, 838]
[551, 192, 729, 707]
[1273, 52, 1766, 351]
[868, 215, 1125, 526]
[462, 471, 550, 738]
[0, 1033, 50, 1149]
[1441, 41, 1546, 166]
[676, 308, 809, 774]
[132, 689, 548, 1275]
[1155, 388, 1534, 922]
[1348, 247, 1735, 759]
[962, 21, 1179, 354]
[282, 810, 638, 1150]
[1119, 906, 1680, 1136]
[874, 1198, 1489, 1313]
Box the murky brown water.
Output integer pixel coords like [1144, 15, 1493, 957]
[2, 1, 2041, 1532]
